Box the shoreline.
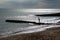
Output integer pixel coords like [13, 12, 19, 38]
[0, 27, 60, 40]
[0, 25, 60, 38]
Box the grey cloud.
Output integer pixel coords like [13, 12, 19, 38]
[45, 0, 60, 8]
[0, 0, 60, 9]
[0, 0, 37, 8]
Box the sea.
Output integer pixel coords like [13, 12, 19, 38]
[0, 11, 60, 38]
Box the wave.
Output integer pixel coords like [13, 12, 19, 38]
[0, 25, 60, 38]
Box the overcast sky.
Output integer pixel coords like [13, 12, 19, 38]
[0, 0, 60, 9]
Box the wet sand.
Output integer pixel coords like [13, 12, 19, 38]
[0, 27, 60, 40]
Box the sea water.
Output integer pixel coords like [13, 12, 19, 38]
[0, 12, 60, 38]
[0, 12, 32, 35]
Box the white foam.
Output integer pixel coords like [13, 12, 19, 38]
[0, 25, 60, 38]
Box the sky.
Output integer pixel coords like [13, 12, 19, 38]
[0, 0, 60, 9]
[0, 0, 60, 14]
